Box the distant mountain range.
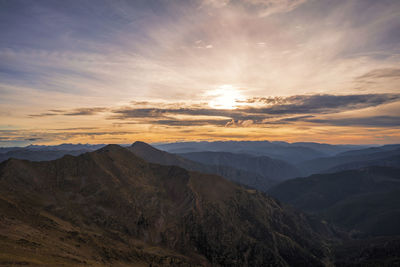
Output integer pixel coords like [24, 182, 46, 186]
[0, 143, 105, 163]
[0, 144, 335, 266]
[0, 141, 384, 166]
[0, 143, 106, 153]
[268, 166, 400, 237]
[154, 141, 369, 163]
[0, 148, 93, 163]
[336, 144, 400, 157]
[298, 146, 400, 175]
[178, 151, 301, 181]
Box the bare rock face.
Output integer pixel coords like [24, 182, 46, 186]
[0, 144, 333, 266]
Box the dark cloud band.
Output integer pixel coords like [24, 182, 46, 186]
[28, 93, 400, 128]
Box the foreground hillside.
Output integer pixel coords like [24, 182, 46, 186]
[0, 145, 334, 266]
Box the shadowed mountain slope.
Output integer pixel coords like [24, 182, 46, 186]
[179, 151, 301, 182]
[129, 141, 206, 171]
[268, 166, 400, 237]
[130, 141, 276, 191]
[0, 144, 335, 266]
[333, 236, 400, 266]
[335, 144, 400, 157]
[298, 148, 400, 175]
[325, 154, 400, 173]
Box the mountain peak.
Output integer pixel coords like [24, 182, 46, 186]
[93, 144, 143, 163]
[131, 141, 147, 145]
[131, 141, 155, 148]
[130, 141, 164, 155]
[96, 144, 125, 152]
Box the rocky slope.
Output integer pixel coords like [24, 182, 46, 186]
[0, 144, 334, 266]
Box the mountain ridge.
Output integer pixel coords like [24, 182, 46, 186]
[0, 144, 335, 266]
[129, 141, 278, 191]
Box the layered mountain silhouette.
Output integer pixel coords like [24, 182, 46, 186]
[298, 147, 400, 175]
[154, 141, 365, 163]
[178, 151, 301, 181]
[268, 166, 400, 237]
[0, 144, 106, 163]
[324, 154, 400, 173]
[336, 144, 400, 157]
[130, 141, 278, 191]
[0, 148, 92, 163]
[0, 144, 334, 266]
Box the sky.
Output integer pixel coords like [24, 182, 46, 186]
[0, 0, 399, 146]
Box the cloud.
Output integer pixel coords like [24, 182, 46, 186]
[244, 94, 400, 115]
[278, 115, 315, 122]
[28, 112, 59, 118]
[26, 93, 400, 130]
[252, 0, 308, 17]
[63, 107, 108, 116]
[107, 93, 400, 127]
[225, 119, 254, 127]
[238, 96, 288, 105]
[29, 107, 108, 117]
[353, 68, 400, 91]
[0, 129, 136, 144]
[307, 116, 400, 127]
[111, 106, 271, 122]
[152, 119, 230, 126]
[356, 68, 400, 81]
[202, 0, 307, 17]
[111, 108, 169, 119]
[202, 0, 230, 8]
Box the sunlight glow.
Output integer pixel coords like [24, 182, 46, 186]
[208, 85, 244, 109]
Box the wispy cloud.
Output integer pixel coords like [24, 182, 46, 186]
[356, 68, 400, 81]
[244, 94, 400, 115]
[0, 128, 137, 146]
[29, 107, 108, 117]
[202, 0, 308, 17]
[63, 107, 108, 116]
[306, 116, 400, 127]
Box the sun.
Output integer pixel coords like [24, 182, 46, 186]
[208, 85, 244, 109]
